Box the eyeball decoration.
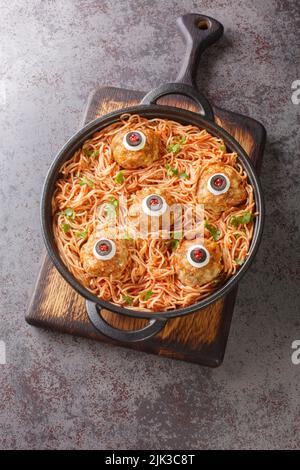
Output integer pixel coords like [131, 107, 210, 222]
[186, 244, 210, 268]
[122, 131, 146, 151]
[141, 194, 168, 217]
[93, 238, 116, 261]
[207, 173, 230, 195]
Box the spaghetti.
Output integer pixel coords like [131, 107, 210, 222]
[52, 114, 255, 311]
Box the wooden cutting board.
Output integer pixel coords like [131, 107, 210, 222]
[25, 85, 265, 367]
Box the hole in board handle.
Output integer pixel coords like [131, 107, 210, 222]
[197, 19, 210, 30]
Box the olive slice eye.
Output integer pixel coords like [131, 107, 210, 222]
[123, 131, 146, 151]
[186, 244, 210, 268]
[207, 173, 230, 195]
[93, 238, 116, 260]
[141, 194, 168, 217]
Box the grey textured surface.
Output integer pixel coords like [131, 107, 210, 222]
[0, 0, 299, 450]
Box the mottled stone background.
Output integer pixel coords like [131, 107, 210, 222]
[0, 0, 299, 450]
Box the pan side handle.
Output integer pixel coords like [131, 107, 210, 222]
[141, 82, 214, 121]
[86, 301, 167, 343]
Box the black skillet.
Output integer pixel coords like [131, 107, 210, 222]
[41, 14, 264, 343]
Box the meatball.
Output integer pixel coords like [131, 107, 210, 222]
[197, 163, 247, 212]
[80, 233, 130, 277]
[111, 129, 160, 169]
[128, 187, 175, 236]
[173, 239, 223, 287]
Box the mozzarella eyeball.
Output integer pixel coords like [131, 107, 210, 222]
[141, 194, 168, 217]
[93, 238, 116, 260]
[207, 173, 230, 195]
[186, 244, 210, 268]
[122, 131, 146, 151]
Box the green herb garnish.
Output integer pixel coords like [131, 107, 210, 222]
[165, 163, 179, 177]
[165, 164, 189, 180]
[83, 147, 99, 158]
[79, 177, 94, 188]
[124, 232, 133, 241]
[170, 239, 180, 250]
[205, 221, 221, 241]
[167, 142, 181, 154]
[115, 171, 124, 184]
[60, 207, 76, 219]
[234, 258, 245, 265]
[105, 197, 119, 219]
[173, 231, 183, 239]
[168, 231, 183, 250]
[61, 223, 71, 233]
[123, 295, 134, 305]
[167, 137, 186, 154]
[108, 196, 118, 207]
[142, 290, 153, 301]
[76, 231, 87, 238]
[231, 211, 252, 228]
[219, 144, 226, 152]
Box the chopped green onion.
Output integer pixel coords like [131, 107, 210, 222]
[60, 207, 75, 219]
[167, 136, 186, 154]
[105, 197, 118, 219]
[79, 177, 94, 188]
[205, 221, 221, 241]
[124, 232, 133, 241]
[234, 258, 245, 265]
[108, 196, 118, 207]
[83, 148, 99, 158]
[167, 142, 181, 154]
[173, 231, 183, 239]
[165, 163, 179, 176]
[76, 231, 87, 238]
[219, 144, 226, 152]
[170, 239, 180, 250]
[165, 163, 180, 178]
[61, 223, 71, 233]
[165, 164, 189, 180]
[114, 171, 124, 184]
[123, 295, 134, 305]
[231, 211, 252, 228]
[142, 290, 153, 301]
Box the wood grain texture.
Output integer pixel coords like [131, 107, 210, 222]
[26, 86, 265, 367]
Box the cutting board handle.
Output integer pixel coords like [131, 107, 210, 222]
[175, 13, 223, 86]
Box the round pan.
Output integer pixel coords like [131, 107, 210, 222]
[41, 14, 265, 342]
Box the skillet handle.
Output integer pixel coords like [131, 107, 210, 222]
[175, 13, 224, 86]
[86, 301, 167, 343]
[141, 82, 214, 120]
[140, 14, 223, 121]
